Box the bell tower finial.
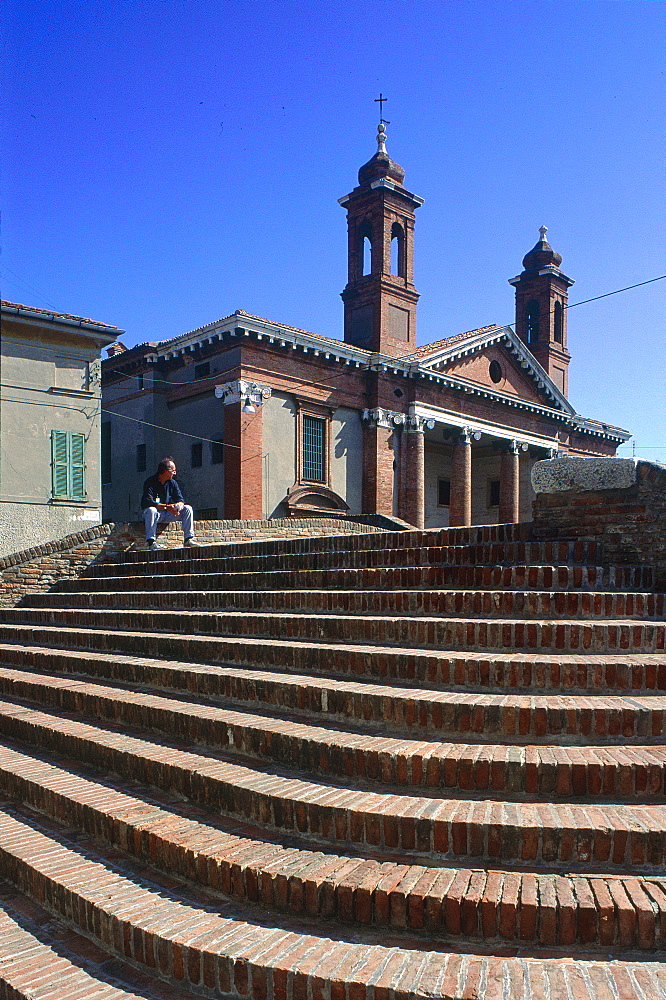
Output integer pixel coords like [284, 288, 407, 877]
[376, 122, 388, 155]
[374, 92, 390, 125]
[539, 225, 548, 242]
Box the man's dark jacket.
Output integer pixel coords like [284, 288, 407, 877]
[141, 475, 185, 511]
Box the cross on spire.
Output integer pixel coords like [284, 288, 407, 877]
[374, 92, 390, 125]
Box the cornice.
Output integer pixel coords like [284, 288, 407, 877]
[102, 317, 628, 444]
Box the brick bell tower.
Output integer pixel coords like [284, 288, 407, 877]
[509, 227, 574, 397]
[339, 122, 424, 357]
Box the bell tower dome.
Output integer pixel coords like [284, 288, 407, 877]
[509, 227, 574, 396]
[339, 122, 423, 357]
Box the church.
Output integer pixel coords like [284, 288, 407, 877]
[101, 123, 629, 529]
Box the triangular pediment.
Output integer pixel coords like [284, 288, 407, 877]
[412, 325, 575, 414]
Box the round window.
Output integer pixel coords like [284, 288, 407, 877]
[489, 360, 503, 384]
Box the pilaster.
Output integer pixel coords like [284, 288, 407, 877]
[215, 380, 271, 519]
[361, 408, 404, 516]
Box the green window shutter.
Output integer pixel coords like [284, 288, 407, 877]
[51, 430, 86, 499]
[52, 430, 69, 498]
[70, 432, 86, 499]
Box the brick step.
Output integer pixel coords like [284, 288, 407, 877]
[2, 624, 665, 696]
[0, 882, 174, 1000]
[56, 562, 655, 594]
[91, 538, 605, 577]
[0, 881, 192, 1000]
[107, 524, 575, 565]
[1, 700, 665, 868]
[3, 665, 666, 792]
[3, 637, 666, 717]
[5, 606, 664, 654]
[2, 743, 666, 952]
[21, 586, 666, 621]
[2, 803, 664, 999]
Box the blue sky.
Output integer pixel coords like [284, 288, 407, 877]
[3, 0, 664, 461]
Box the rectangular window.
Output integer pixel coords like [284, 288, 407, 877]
[302, 415, 325, 482]
[191, 441, 203, 468]
[136, 443, 146, 472]
[194, 362, 210, 380]
[211, 437, 224, 464]
[101, 421, 112, 486]
[489, 479, 501, 507]
[51, 430, 86, 500]
[438, 478, 450, 507]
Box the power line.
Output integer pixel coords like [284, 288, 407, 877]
[100, 271, 666, 446]
[104, 272, 666, 379]
[566, 275, 666, 311]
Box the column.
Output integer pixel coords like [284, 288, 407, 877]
[449, 429, 473, 526]
[402, 415, 427, 529]
[499, 439, 520, 524]
[215, 380, 271, 519]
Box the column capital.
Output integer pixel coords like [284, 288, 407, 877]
[456, 427, 482, 445]
[214, 379, 272, 406]
[362, 407, 406, 429]
[405, 414, 436, 434]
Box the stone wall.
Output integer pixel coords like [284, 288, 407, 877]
[531, 457, 666, 590]
[0, 517, 384, 606]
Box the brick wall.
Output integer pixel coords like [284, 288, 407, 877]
[531, 458, 666, 590]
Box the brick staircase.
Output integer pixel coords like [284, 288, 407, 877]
[0, 523, 665, 999]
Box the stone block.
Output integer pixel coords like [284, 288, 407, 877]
[532, 456, 638, 494]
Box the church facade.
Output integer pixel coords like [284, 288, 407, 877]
[101, 125, 629, 529]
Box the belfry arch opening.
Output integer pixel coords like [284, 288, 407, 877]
[357, 222, 373, 277]
[525, 300, 540, 344]
[390, 222, 405, 277]
[554, 301, 563, 344]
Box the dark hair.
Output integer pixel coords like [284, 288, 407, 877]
[157, 456, 175, 475]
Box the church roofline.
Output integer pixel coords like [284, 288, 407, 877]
[101, 311, 628, 445]
[409, 324, 575, 415]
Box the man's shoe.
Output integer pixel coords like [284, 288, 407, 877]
[146, 538, 164, 550]
[184, 537, 199, 547]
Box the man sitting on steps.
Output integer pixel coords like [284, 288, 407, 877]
[141, 457, 198, 549]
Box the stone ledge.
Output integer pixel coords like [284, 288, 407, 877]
[532, 457, 639, 494]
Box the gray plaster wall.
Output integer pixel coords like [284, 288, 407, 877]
[0, 502, 101, 557]
[331, 407, 363, 514]
[262, 397, 363, 518]
[166, 393, 225, 516]
[102, 380, 225, 521]
[102, 374, 166, 521]
[102, 349, 241, 521]
[1, 333, 106, 557]
[263, 394, 297, 518]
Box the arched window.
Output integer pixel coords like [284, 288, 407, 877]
[391, 222, 405, 277]
[554, 301, 563, 344]
[363, 236, 372, 276]
[525, 300, 539, 344]
[358, 222, 373, 277]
